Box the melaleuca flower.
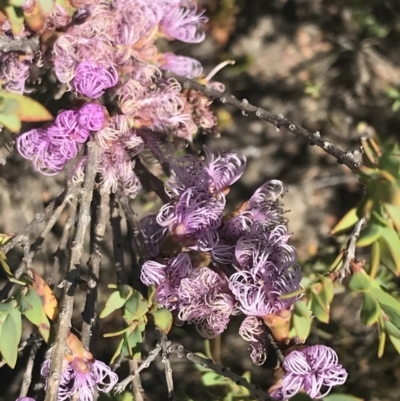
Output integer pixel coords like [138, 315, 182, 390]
[17, 129, 69, 175]
[140, 214, 167, 258]
[157, 2, 208, 43]
[0, 52, 32, 94]
[229, 227, 301, 317]
[141, 253, 192, 310]
[178, 267, 236, 338]
[203, 146, 246, 193]
[41, 333, 118, 401]
[270, 345, 348, 400]
[159, 52, 203, 78]
[239, 315, 269, 365]
[158, 186, 225, 241]
[73, 61, 118, 99]
[77, 103, 107, 131]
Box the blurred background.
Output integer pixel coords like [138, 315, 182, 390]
[1, 0, 400, 400]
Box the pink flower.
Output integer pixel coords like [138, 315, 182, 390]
[270, 345, 348, 400]
[73, 61, 118, 98]
[159, 53, 203, 78]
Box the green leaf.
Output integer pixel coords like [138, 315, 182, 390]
[110, 338, 125, 365]
[3, 5, 24, 35]
[100, 289, 131, 318]
[360, 293, 380, 326]
[378, 227, 400, 275]
[0, 91, 53, 123]
[356, 224, 383, 247]
[201, 371, 227, 387]
[292, 302, 312, 341]
[369, 241, 380, 278]
[348, 272, 371, 292]
[127, 325, 143, 360]
[124, 291, 148, 322]
[0, 250, 27, 285]
[388, 334, 400, 354]
[323, 394, 364, 401]
[8, 0, 26, 7]
[310, 291, 329, 324]
[0, 113, 21, 133]
[152, 308, 173, 334]
[385, 320, 400, 339]
[321, 277, 334, 304]
[330, 208, 359, 235]
[0, 301, 15, 315]
[21, 288, 44, 325]
[384, 203, 400, 229]
[0, 307, 22, 367]
[147, 285, 157, 309]
[103, 325, 131, 338]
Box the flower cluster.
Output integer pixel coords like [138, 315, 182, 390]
[3, 0, 216, 196]
[141, 147, 300, 350]
[269, 345, 348, 400]
[17, 103, 106, 175]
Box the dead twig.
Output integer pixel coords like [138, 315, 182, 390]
[44, 140, 99, 401]
[167, 73, 361, 171]
[81, 190, 108, 349]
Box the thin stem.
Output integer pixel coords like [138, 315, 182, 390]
[134, 159, 170, 203]
[109, 194, 126, 284]
[44, 140, 99, 401]
[1, 183, 80, 255]
[117, 190, 148, 264]
[167, 73, 361, 171]
[19, 333, 41, 397]
[81, 190, 108, 349]
[169, 344, 272, 401]
[50, 199, 78, 288]
[114, 344, 162, 394]
[337, 217, 367, 281]
[159, 331, 176, 401]
[129, 359, 145, 401]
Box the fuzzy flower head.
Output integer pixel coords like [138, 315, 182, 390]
[41, 332, 118, 401]
[178, 267, 235, 338]
[77, 103, 107, 131]
[15, 398, 36, 401]
[270, 345, 348, 400]
[73, 61, 118, 99]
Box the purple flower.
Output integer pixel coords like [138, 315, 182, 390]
[158, 3, 208, 43]
[141, 253, 192, 310]
[77, 103, 107, 131]
[229, 228, 301, 317]
[17, 129, 69, 175]
[239, 316, 269, 365]
[270, 345, 348, 400]
[41, 357, 118, 401]
[203, 146, 246, 192]
[159, 53, 203, 78]
[157, 187, 225, 241]
[0, 52, 32, 94]
[73, 61, 118, 98]
[178, 267, 235, 338]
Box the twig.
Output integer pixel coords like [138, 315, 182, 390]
[50, 199, 78, 288]
[117, 190, 148, 265]
[19, 333, 42, 397]
[0, 36, 39, 53]
[159, 331, 176, 401]
[169, 344, 272, 401]
[337, 217, 367, 281]
[134, 159, 170, 203]
[266, 331, 285, 365]
[0, 190, 78, 300]
[1, 183, 80, 255]
[109, 194, 126, 284]
[114, 344, 162, 394]
[81, 191, 108, 349]
[128, 359, 145, 401]
[167, 73, 361, 171]
[44, 140, 99, 401]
